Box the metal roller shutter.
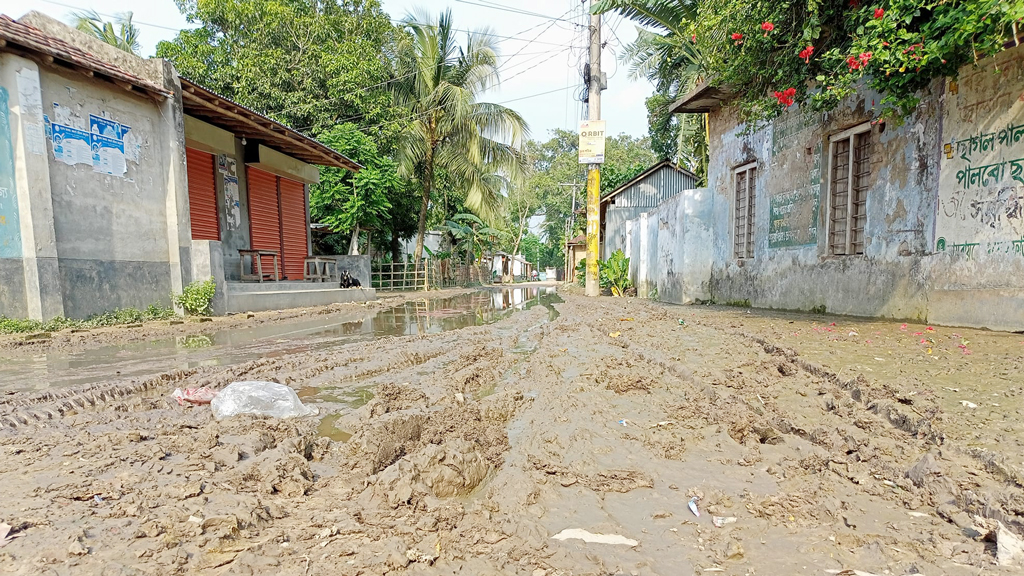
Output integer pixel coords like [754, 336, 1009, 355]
[247, 167, 282, 278]
[185, 148, 219, 241]
[279, 177, 308, 280]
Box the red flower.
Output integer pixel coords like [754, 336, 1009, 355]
[847, 55, 861, 70]
[731, 32, 743, 40]
[773, 88, 797, 107]
[859, 51, 873, 64]
[798, 45, 815, 63]
[874, 7, 885, 18]
[761, 22, 774, 35]
[691, 34, 697, 43]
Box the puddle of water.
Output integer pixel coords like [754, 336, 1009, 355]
[317, 413, 353, 442]
[0, 286, 560, 393]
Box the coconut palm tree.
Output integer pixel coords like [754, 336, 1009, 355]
[593, 0, 709, 180]
[393, 9, 529, 269]
[71, 10, 141, 55]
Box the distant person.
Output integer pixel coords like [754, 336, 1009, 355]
[531, 270, 538, 282]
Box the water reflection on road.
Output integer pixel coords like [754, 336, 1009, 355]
[0, 286, 560, 392]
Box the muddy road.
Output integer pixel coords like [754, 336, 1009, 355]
[1, 289, 1022, 575]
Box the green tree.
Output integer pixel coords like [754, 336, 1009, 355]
[502, 182, 540, 264]
[443, 213, 505, 265]
[594, 1, 709, 181]
[393, 9, 530, 268]
[158, 0, 401, 140]
[71, 10, 141, 55]
[521, 129, 657, 272]
[311, 124, 399, 255]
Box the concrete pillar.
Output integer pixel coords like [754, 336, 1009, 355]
[2, 55, 64, 320]
[190, 239, 226, 315]
[160, 61, 191, 297]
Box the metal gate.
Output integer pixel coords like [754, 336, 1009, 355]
[279, 177, 307, 280]
[185, 148, 219, 241]
[246, 167, 282, 275]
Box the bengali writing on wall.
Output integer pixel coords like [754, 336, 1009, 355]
[936, 68, 1024, 257]
[768, 142, 821, 249]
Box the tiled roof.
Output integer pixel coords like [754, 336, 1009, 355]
[181, 79, 361, 170]
[0, 15, 171, 98]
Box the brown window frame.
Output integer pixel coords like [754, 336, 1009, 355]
[733, 162, 757, 260]
[827, 123, 872, 256]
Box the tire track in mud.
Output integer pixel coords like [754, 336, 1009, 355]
[0, 293, 1021, 575]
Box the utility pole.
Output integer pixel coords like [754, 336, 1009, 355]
[558, 181, 581, 281]
[584, 8, 602, 297]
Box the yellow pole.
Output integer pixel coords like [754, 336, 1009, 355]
[585, 166, 601, 296]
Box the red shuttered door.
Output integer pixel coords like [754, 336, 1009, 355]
[279, 178, 308, 280]
[247, 167, 282, 277]
[186, 148, 219, 241]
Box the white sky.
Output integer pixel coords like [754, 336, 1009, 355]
[0, 0, 654, 140]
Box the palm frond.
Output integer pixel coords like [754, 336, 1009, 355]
[590, 0, 695, 35]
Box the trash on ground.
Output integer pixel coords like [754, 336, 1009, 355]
[712, 516, 737, 527]
[0, 523, 14, 547]
[609, 331, 621, 338]
[960, 400, 978, 409]
[172, 387, 218, 406]
[618, 419, 629, 427]
[210, 381, 316, 420]
[688, 497, 700, 517]
[550, 528, 638, 546]
[650, 421, 675, 428]
[997, 522, 1024, 567]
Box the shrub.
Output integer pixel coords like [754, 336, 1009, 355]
[173, 278, 217, 316]
[0, 304, 176, 335]
[599, 250, 633, 297]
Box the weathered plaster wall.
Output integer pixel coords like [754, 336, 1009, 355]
[697, 43, 1024, 329]
[39, 66, 176, 318]
[926, 46, 1024, 330]
[623, 189, 714, 304]
[706, 85, 940, 320]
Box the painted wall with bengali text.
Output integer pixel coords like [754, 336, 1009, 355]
[937, 47, 1024, 257]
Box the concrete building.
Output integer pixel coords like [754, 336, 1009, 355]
[0, 12, 371, 319]
[624, 42, 1024, 330]
[491, 252, 532, 282]
[600, 159, 697, 259]
[565, 234, 586, 281]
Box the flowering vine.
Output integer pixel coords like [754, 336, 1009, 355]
[690, 0, 1024, 125]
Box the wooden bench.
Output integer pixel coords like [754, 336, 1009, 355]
[239, 249, 280, 282]
[303, 257, 338, 282]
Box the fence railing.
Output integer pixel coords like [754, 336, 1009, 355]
[371, 259, 493, 291]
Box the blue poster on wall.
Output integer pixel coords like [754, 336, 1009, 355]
[52, 123, 92, 166]
[0, 87, 22, 258]
[89, 114, 126, 176]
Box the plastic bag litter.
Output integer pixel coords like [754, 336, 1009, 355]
[172, 387, 218, 406]
[210, 381, 316, 420]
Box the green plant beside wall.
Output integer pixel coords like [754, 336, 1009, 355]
[0, 304, 175, 335]
[600, 250, 634, 297]
[173, 278, 217, 316]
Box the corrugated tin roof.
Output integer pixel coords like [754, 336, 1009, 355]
[181, 79, 361, 171]
[0, 14, 172, 99]
[600, 159, 698, 205]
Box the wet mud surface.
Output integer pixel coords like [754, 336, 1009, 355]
[1, 290, 1022, 575]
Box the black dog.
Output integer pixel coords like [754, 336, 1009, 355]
[340, 271, 362, 288]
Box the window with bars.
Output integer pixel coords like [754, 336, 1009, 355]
[828, 124, 872, 255]
[733, 163, 757, 259]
